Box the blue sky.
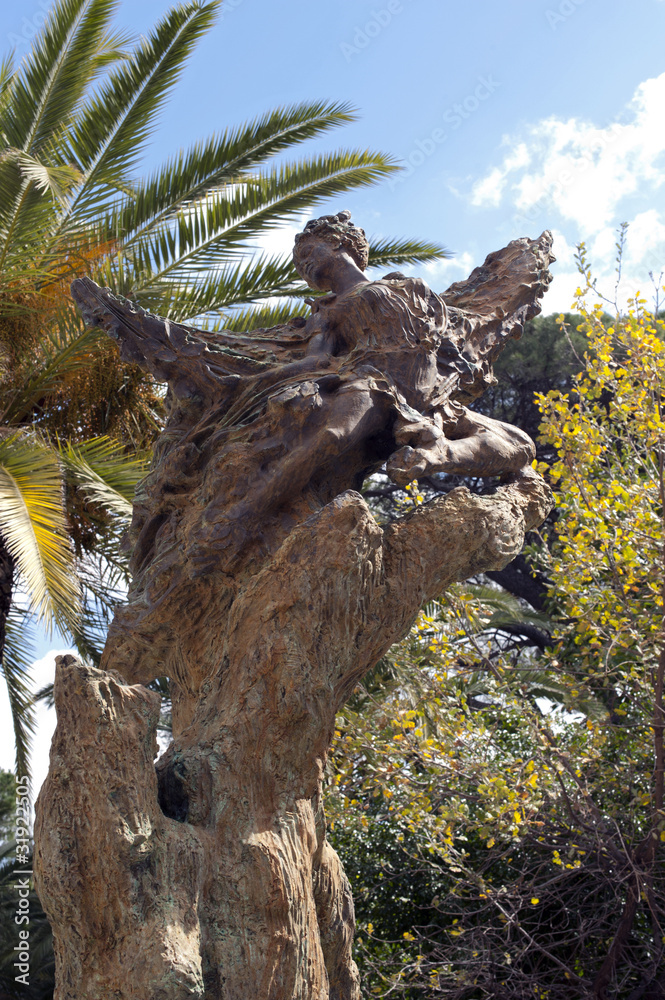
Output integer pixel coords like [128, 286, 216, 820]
[4, 0, 665, 298]
[2, 0, 665, 786]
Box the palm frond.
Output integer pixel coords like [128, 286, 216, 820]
[0, 433, 79, 632]
[89, 25, 135, 70]
[1, 608, 36, 780]
[459, 583, 554, 632]
[0, 0, 121, 271]
[14, 153, 82, 207]
[510, 666, 608, 721]
[367, 236, 451, 270]
[58, 435, 146, 516]
[66, 526, 130, 664]
[129, 150, 398, 288]
[58, 1, 219, 227]
[0, 0, 118, 154]
[0, 161, 60, 271]
[35, 681, 54, 709]
[1, 314, 102, 425]
[0, 53, 16, 128]
[114, 100, 360, 244]
[216, 301, 310, 333]
[136, 253, 300, 317]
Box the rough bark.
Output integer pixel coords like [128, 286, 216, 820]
[35, 214, 555, 999]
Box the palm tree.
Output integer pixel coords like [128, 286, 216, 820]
[0, 0, 448, 777]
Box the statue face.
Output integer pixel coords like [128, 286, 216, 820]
[293, 238, 341, 292]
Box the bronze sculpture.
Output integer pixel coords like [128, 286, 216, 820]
[35, 213, 554, 1000]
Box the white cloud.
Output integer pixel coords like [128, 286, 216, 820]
[470, 167, 507, 208]
[421, 250, 476, 289]
[623, 208, 665, 269]
[460, 73, 665, 315]
[251, 216, 306, 258]
[0, 649, 71, 816]
[539, 229, 583, 314]
[539, 223, 665, 315]
[469, 72, 665, 236]
[470, 144, 531, 208]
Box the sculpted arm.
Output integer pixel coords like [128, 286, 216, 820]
[70, 278, 316, 402]
[358, 474, 553, 665]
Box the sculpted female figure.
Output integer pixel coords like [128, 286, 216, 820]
[73, 212, 537, 574]
[35, 213, 554, 1000]
[191, 211, 537, 562]
[290, 211, 536, 489]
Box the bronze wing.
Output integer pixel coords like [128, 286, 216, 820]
[441, 231, 555, 404]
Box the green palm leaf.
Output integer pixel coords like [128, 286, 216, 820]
[0, 0, 118, 154]
[367, 237, 452, 269]
[1, 609, 37, 780]
[137, 253, 299, 317]
[71, 540, 130, 665]
[128, 151, 398, 288]
[0, 0, 120, 270]
[0, 54, 16, 130]
[58, 435, 146, 516]
[214, 301, 310, 333]
[1, 310, 102, 424]
[114, 100, 360, 243]
[0, 434, 79, 631]
[460, 583, 553, 632]
[13, 153, 82, 207]
[58, 1, 218, 227]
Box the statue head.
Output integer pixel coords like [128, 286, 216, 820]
[293, 211, 370, 290]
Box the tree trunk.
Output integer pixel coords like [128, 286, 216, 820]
[35, 480, 550, 999]
[34, 222, 554, 999]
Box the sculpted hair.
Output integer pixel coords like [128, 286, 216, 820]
[293, 210, 370, 271]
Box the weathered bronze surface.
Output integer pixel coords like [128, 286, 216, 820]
[35, 213, 554, 999]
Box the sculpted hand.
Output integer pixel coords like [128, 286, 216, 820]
[386, 409, 536, 485]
